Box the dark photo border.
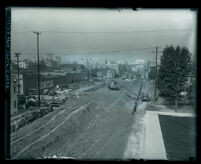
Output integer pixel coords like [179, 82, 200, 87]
[1, 0, 200, 163]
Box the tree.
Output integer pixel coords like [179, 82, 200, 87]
[28, 60, 37, 71]
[158, 45, 192, 105]
[148, 67, 156, 80]
[118, 63, 131, 74]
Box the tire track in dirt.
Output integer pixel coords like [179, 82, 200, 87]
[70, 92, 129, 159]
[10, 98, 83, 141]
[13, 100, 94, 159]
[11, 95, 95, 144]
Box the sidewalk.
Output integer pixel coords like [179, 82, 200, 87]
[125, 99, 196, 160]
[143, 100, 196, 160]
[143, 111, 167, 160]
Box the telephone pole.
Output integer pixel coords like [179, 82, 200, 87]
[15, 52, 21, 94]
[155, 46, 158, 102]
[33, 31, 42, 107]
[151, 46, 163, 102]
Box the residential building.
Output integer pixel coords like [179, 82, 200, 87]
[11, 75, 18, 115]
[55, 56, 61, 64]
[11, 74, 24, 94]
[19, 60, 28, 69]
[106, 63, 119, 74]
[97, 69, 107, 78]
[45, 59, 53, 67]
[106, 69, 115, 79]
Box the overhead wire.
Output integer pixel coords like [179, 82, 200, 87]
[12, 29, 193, 34]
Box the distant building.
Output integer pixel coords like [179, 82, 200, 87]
[106, 69, 115, 79]
[11, 74, 24, 94]
[97, 71, 103, 78]
[106, 63, 119, 74]
[97, 69, 107, 78]
[135, 60, 145, 65]
[45, 59, 53, 67]
[19, 60, 28, 69]
[55, 56, 61, 64]
[96, 68, 116, 79]
[11, 75, 18, 115]
[40, 80, 54, 90]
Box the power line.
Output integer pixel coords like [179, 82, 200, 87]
[39, 29, 193, 34]
[12, 29, 193, 34]
[11, 48, 155, 56]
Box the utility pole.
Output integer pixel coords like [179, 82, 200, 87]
[155, 46, 158, 102]
[15, 53, 21, 94]
[33, 31, 41, 107]
[132, 80, 143, 115]
[151, 47, 163, 102]
[175, 78, 178, 112]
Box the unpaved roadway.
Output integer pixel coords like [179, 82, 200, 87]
[11, 79, 142, 160]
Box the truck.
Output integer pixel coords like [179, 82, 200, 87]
[108, 81, 120, 90]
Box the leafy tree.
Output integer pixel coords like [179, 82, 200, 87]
[118, 63, 131, 74]
[90, 67, 99, 77]
[79, 64, 86, 71]
[28, 61, 37, 71]
[158, 45, 192, 104]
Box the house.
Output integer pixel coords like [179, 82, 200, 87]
[97, 70, 106, 78]
[11, 74, 24, 94]
[106, 63, 119, 74]
[45, 59, 53, 67]
[96, 68, 110, 79]
[54, 56, 61, 64]
[106, 69, 115, 79]
[19, 60, 28, 69]
[11, 75, 18, 115]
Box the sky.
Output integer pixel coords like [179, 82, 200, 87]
[11, 8, 197, 64]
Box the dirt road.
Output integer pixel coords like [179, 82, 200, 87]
[11, 79, 142, 160]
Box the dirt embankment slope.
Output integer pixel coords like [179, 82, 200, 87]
[11, 80, 142, 160]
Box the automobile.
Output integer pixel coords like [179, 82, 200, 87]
[50, 102, 60, 107]
[108, 81, 120, 90]
[49, 101, 60, 109]
[26, 98, 37, 108]
[141, 95, 151, 102]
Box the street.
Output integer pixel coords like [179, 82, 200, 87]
[11, 79, 143, 159]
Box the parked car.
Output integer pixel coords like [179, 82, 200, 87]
[141, 95, 151, 102]
[26, 98, 37, 108]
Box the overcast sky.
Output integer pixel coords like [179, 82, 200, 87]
[11, 8, 197, 63]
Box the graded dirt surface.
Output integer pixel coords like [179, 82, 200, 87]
[11, 80, 142, 160]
